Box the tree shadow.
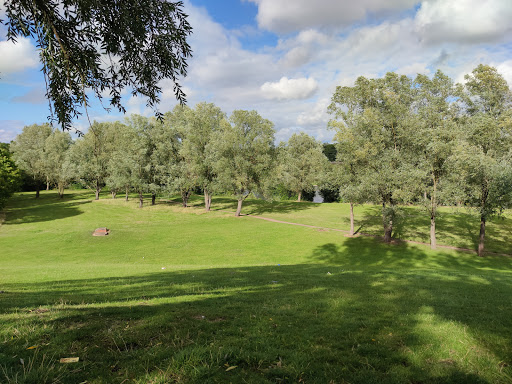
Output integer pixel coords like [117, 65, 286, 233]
[2, 248, 510, 383]
[347, 205, 511, 255]
[162, 195, 321, 216]
[3, 192, 91, 225]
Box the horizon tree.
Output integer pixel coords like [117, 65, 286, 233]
[412, 70, 458, 249]
[0, 143, 21, 209]
[279, 132, 329, 202]
[329, 72, 420, 242]
[211, 110, 275, 217]
[181, 102, 226, 211]
[10, 124, 52, 198]
[65, 122, 118, 200]
[44, 129, 73, 198]
[453, 64, 512, 256]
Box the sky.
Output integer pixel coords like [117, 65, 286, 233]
[1, 0, 512, 143]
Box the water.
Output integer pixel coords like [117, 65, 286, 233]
[313, 185, 324, 203]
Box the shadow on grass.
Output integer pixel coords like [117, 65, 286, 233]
[350, 205, 511, 255]
[162, 194, 320, 216]
[2, 241, 511, 383]
[4, 192, 92, 225]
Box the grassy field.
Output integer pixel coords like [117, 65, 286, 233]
[176, 195, 512, 255]
[1, 190, 511, 383]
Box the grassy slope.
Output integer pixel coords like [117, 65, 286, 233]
[0, 191, 511, 383]
[178, 195, 512, 255]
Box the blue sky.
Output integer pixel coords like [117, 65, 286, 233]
[1, 0, 512, 143]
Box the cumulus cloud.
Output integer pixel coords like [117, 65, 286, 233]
[261, 77, 318, 100]
[396, 62, 431, 77]
[0, 37, 39, 76]
[248, 0, 418, 34]
[297, 98, 330, 126]
[415, 0, 512, 44]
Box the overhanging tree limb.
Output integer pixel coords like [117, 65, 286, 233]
[2, 0, 192, 130]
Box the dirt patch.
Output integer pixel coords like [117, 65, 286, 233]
[93, 227, 110, 236]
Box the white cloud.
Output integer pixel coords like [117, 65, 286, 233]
[0, 120, 24, 142]
[0, 37, 39, 76]
[396, 62, 431, 77]
[493, 60, 512, 88]
[415, 0, 512, 44]
[248, 0, 419, 34]
[261, 77, 318, 100]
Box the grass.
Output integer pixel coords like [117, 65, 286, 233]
[0, 190, 511, 383]
[176, 195, 512, 255]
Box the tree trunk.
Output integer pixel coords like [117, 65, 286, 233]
[111, 191, 116, 199]
[139, 191, 144, 208]
[35, 187, 40, 198]
[384, 222, 393, 243]
[430, 216, 436, 250]
[430, 180, 437, 250]
[58, 182, 64, 198]
[478, 216, 486, 257]
[95, 189, 100, 200]
[46, 176, 50, 191]
[181, 191, 190, 207]
[349, 202, 355, 236]
[297, 191, 302, 202]
[125, 187, 129, 201]
[235, 199, 243, 217]
[382, 202, 393, 243]
[204, 190, 212, 211]
[151, 193, 156, 206]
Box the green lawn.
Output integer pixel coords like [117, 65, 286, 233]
[1, 191, 511, 383]
[177, 195, 512, 255]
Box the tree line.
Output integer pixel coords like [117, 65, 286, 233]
[4, 64, 512, 256]
[7, 104, 328, 217]
[329, 64, 512, 256]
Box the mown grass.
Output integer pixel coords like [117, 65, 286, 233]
[0, 190, 511, 383]
[176, 195, 512, 255]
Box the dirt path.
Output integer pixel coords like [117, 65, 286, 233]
[245, 213, 511, 257]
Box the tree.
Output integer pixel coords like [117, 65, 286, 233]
[322, 143, 337, 162]
[44, 129, 73, 197]
[412, 70, 458, 249]
[125, 115, 162, 207]
[0, 143, 21, 210]
[3, 0, 192, 129]
[329, 73, 420, 242]
[211, 110, 275, 217]
[453, 65, 512, 256]
[65, 122, 117, 199]
[163, 105, 195, 207]
[106, 123, 138, 201]
[10, 124, 53, 197]
[279, 132, 329, 202]
[329, 120, 369, 236]
[181, 102, 226, 211]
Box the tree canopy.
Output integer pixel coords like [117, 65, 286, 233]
[0, 143, 21, 210]
[2, 0, 192, 129]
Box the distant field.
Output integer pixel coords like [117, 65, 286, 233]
[1, 190, 511, 383]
